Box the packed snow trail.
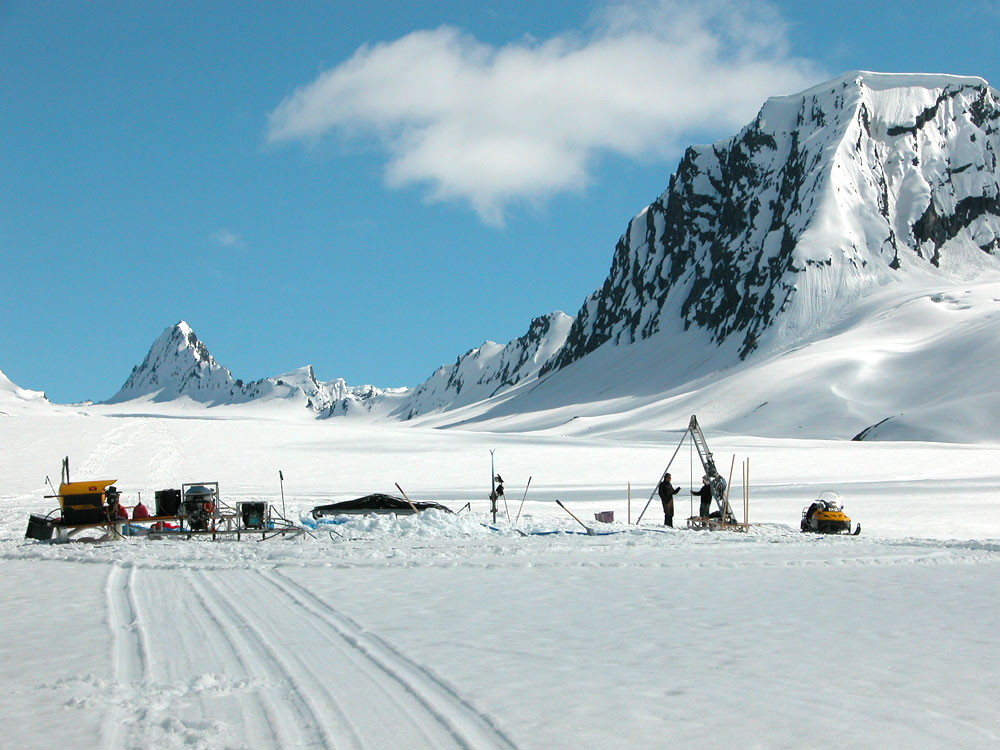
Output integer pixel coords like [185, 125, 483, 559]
[92, 562, 516, 749]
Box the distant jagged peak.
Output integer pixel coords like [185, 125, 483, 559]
[106, 320, 249, 404]
[106, 322, 407, 415]
[157, 320, 215, 365]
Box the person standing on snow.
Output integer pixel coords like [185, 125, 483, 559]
[658, 473, 682, 527]
[693, 476, 713, 518]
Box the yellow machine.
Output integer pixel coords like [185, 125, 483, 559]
[58, 479, 118, 524]
[800, 491, 859, 535]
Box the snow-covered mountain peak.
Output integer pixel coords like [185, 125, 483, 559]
[107, 321, 250, 404]
[543, 71, 1000, 373]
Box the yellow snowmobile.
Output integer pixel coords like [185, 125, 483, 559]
[800, 491, 860, 535]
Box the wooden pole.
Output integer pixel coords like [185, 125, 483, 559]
[722, 455, 736, 525]
[745, 458, 750, 527]
[689, 438, 694, 519]
[628, 482, 631, 525]
[555, 500, 595, 536]
[394, 482, 420, 514]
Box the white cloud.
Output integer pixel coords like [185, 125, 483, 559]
[210, 228, 245, 249]
[267, 0, 823, 225]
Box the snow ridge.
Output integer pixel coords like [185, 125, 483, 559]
[0, 369, 48, 404]
[396, 311, 573, 419]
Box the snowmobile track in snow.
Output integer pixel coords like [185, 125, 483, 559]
[266, 567, 518, 750]
[104, 565, 149, 750]
[188, 570, 353, 748]
[99, 563, 518, 749]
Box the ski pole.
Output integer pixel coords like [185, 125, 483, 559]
[279, 470, 286, 520]
[514, 476, 532, 523]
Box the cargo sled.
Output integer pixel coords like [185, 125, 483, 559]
[800, 491, 860, 535]
[26, 458, 301, 542]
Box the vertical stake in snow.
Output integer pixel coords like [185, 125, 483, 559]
[745, 458, 750, 527]
[628, 482, 631, 524]
[723, 456, 735, 526]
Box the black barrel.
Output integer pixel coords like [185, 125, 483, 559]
[155, 488, 182, 516]
[25, 514, 55, 540]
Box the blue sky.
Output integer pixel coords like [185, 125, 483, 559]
[2, 0, 998, 403]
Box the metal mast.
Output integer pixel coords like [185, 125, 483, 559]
[687, 415, 735, 522]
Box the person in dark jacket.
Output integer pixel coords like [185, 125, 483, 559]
[694, 476, 713, 518]
[658, 473, 682, 527]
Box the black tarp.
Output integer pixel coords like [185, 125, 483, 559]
[311, 493, 452, 518]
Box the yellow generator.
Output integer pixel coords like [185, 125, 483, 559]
[58, 479, 119, 524]
[800, 491, 860, 535]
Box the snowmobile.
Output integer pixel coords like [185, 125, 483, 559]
[800, 491, 860, 535]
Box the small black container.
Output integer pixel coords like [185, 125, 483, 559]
[241, 502, 266, 529]
[155, 489, 182, 516]
[25, 514, 55, 540]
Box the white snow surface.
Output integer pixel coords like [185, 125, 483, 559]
[2, 405, 999, 749]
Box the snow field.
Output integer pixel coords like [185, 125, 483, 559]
[2, 412, 1000, 748]
[2, 530, 998, 748]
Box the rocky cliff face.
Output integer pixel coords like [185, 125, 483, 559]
[543, 71, 1000, 374]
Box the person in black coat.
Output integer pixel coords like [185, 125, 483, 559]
[694, 476, 713, 518]
[657, 473, 682, 527]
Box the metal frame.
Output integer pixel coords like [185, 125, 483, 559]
[636, 415, 742, 528]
